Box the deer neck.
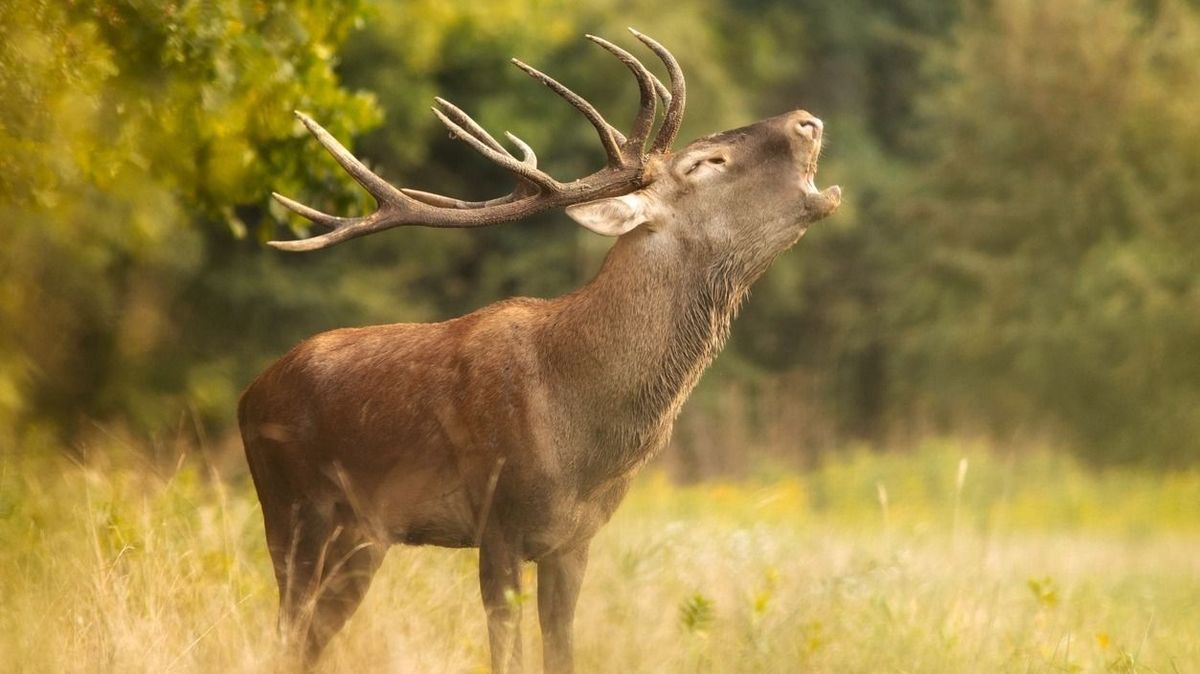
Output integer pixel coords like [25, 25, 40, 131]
[540, 228, 750, 478]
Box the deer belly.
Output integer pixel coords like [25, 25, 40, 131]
[375, 464, 476, 548]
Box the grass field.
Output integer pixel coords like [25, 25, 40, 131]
[1, 439, 1197, 673]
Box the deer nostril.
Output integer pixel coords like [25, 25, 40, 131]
[795, 117, 822, 140]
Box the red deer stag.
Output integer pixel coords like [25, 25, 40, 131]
[239, 30, 840, 673]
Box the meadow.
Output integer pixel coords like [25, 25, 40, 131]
[1, 440, 1197, 673]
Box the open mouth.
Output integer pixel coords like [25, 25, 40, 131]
[791, 114, 841, 215]
[798, 138, 825, 194]
[800, 154, 841, 214]
[801, 170, 820, 194]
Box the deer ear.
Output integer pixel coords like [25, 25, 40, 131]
[565, 193, 651, 237]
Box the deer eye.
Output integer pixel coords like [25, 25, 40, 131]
[685, 155, 728, 175]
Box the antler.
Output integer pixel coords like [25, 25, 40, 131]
[269, 29, 686, 251]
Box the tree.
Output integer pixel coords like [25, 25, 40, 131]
[0, 0, 377, 447]
[894, 0, 1200, 464]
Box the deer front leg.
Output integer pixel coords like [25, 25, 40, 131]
[537, 543, 589, 674]
[480, 531, 524, 674]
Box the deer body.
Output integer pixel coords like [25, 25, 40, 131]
[240, 32, 839, 673]
[243, 222, 747, 538]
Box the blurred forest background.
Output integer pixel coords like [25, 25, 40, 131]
[3, 0, 1199, 472]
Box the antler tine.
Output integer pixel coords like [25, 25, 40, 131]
[650, 75, 671, 109]
[271, 191, 357, 229]
[505, 131, 537, 168]
[400, 188, 525, 209]
[431, 105, 560, 193]
[271, 111, 417, 247]
[401, 132, 538, 209]
[292, 111, 408, 205]
[268, 222, 371, 252]
[269, 193, 398, 251]
[433, 97, 511, 156]
[629, 28, 686, 154]
[511, 58, 626, 165]
[585, 35, 658, 158]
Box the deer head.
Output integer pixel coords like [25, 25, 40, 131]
[566, 112, 840, 281]
[269, 29, 840, 267]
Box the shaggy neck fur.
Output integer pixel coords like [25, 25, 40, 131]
[540, 226, 766, 485]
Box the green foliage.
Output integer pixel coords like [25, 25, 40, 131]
[893, 0, 1200, 464]
[679, 592, 716, 634]
[2, 0, 1198, 468]
[1027, 576, 1060, 608]
[0, 0, 378, 443]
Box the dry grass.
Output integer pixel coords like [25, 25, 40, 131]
[1, 440, 1197, 673]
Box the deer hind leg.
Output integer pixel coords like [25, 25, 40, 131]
[266, 499, 384, 666]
